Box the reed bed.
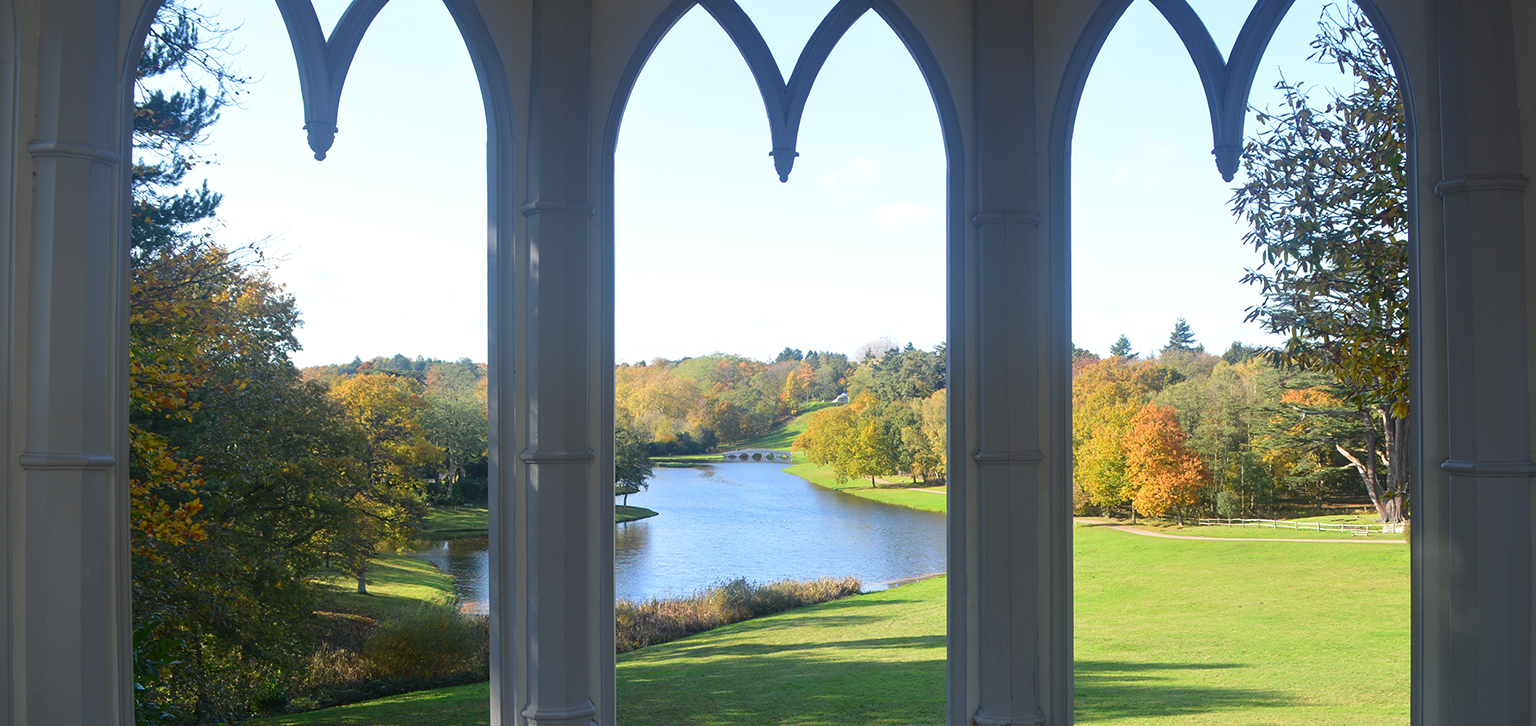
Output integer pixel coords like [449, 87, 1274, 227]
[615, 576, 861, 653]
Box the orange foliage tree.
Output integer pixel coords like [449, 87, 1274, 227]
[1123, 403, 1209, 523]
[1072, 357, 1175, 514]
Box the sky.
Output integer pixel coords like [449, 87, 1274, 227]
[188, 0, 1355, 367]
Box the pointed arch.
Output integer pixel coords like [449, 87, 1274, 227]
[603, 0, 961, 186]
[1048, 0, 1425, 720]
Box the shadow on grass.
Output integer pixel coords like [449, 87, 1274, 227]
[1075, 659, 1293, 722]
[639, 633, 945, 661]
[618, 640, 946, 725]
[256, 651, 1292, 726]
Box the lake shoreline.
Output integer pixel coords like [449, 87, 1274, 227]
[421, 503, 658, 540]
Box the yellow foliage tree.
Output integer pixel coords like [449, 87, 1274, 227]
[1072, 357, 1171, 514]
[327, 373, 441, 592]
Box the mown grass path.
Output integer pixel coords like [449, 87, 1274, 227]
[259, 523, 1408, 725]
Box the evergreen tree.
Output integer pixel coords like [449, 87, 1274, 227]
[1109, 335, 1136, 359]
[1163, 317, 1199, 354]
[1221, 341, 1263, 364]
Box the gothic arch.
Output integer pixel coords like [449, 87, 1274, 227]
[1045, 0, 1425, 719]
[602, 0, 963, 185]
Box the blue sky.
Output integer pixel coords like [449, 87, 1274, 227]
[193, 0, 1353, 367]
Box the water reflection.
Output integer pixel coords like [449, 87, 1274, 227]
[414, 462, 946, 614]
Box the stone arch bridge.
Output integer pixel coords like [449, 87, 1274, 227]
[720, 449, 792, 461]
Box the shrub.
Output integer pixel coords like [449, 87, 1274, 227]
[616, 576, 861, 653]
[1216, 490, 1239, 518]
[363, 602, 485, 680]
[303, 644, 370, 690]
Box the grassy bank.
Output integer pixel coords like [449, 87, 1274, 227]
[421, 503, 658, 537]
[784, 460, 946, 514]
[315, 553, 457, 621]
[419, 506, 490, 539]
[616, 505, 658, 523]
[652, 402, 840, 466]
[259, 523, 1409, 725]
[733, 401, 837, 451]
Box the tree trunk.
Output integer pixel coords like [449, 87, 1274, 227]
[356, 566, 368, 595]
[1333, 406, 1409, 524]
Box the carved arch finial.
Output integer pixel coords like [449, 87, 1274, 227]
[274, 0, 391, 160]
[1148, 0, 1295, 181]
[699, 0, 874, 182]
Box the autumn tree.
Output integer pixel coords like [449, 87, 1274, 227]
[126, 4, 362, 719]
[327, 373, 440, 593]
[1072, 357, 1173, 514]
[902, 389, 947, 484]
[793, 394, 888, 484]
[1230, 6, 1409, 522]
[1152, 358, 1284, 517]
[1123, 404, 1209, 523]
[851, 415, 903, 486]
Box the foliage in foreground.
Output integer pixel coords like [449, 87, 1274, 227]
[615, 576, 862, 653]
[1231, 5, 1409, 522]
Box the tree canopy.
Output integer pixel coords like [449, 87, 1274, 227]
[1230, 5, 1409, 521]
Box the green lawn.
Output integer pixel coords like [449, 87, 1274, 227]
[264, 523, 1409, 725]
[419, 506, 490, 539]
[617, 505, 658, 523]
[314, 553, 458, 621]
[1073, 522, 1409, 725]
[421, 503, 659, 536]
[253, 683, 491, 726]
[784, 460, 946, 514]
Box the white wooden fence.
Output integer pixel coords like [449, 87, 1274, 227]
[1197, 518, 1405, 536]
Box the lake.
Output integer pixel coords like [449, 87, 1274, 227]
[411, 462, 947, 613]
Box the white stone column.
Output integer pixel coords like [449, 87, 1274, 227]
[949, 1, 1072, 724]
[1428, 0, 1535, 722]
[5, 0, 134, 723]
[489, 1, 613, 724]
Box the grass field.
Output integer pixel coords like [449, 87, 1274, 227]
[314, 553, 458, 621]
[261, 523, 1408, 725]
[419, 506, 490, 539]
